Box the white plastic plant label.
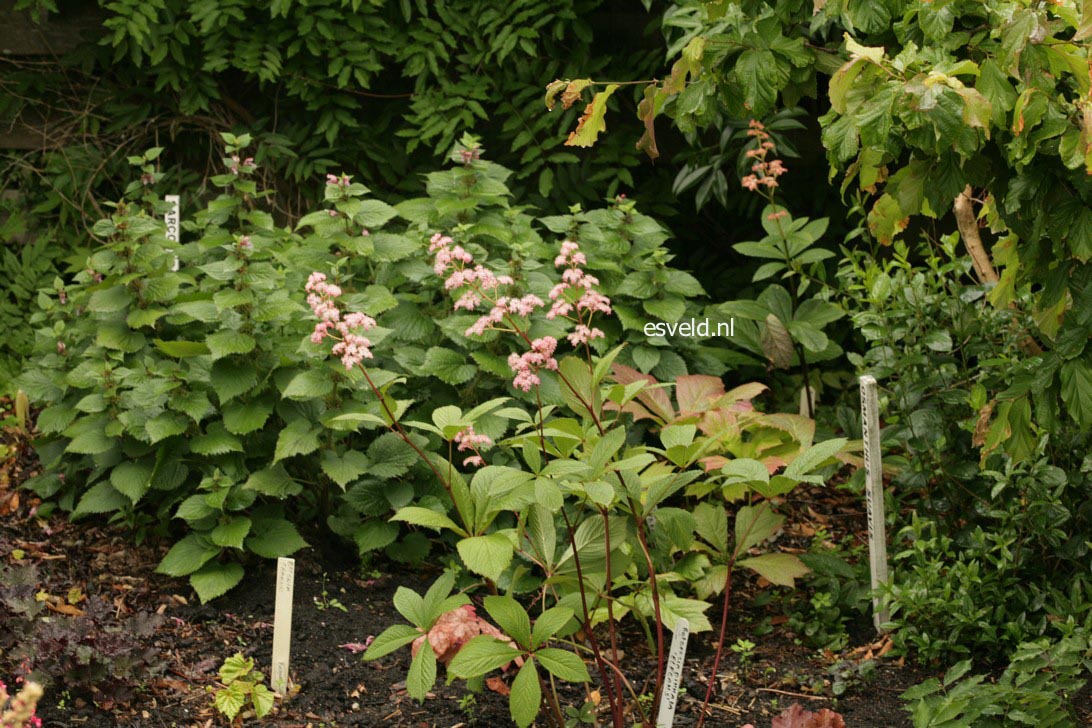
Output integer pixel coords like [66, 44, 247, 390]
[271, 557, 295, 694]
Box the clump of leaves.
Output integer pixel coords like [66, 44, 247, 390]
[0, 563, 165, 706]
[212, 654, 274, 724]
[900, 633, 1092, 728]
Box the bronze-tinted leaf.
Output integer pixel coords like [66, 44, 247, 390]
[760, 314, 794, 369]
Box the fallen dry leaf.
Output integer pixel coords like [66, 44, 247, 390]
[485, 676, 510, 696]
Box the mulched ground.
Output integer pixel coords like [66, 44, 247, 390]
[2, 398, 1088, 727]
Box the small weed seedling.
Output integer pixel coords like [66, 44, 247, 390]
[212, 654, 274, 723]
[731, 638, 757, 667]
[314, 573, 348, 613]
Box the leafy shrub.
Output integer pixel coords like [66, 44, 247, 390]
[0, 563, 165, 705]
[840, 240, 1092, 660]
[327, 215, 850, 726]
[887, 496, 1092, 664]
[18, 134, 726, 600]
[19, 135, 313, 602]
[900, 634, 1092, 728]
[838, 236, 1032, 510]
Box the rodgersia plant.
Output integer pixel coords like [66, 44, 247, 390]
[718, 121, 844, 416]
[310, 222, 848, 726]
[20, 133, 725, 604]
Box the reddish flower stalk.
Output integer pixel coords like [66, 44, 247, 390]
[740, 120, 787, 193]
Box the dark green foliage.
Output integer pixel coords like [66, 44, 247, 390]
[648, 0, 1092, 455]
[841, 240, 1092, 660]
[900, 634, 1092, 727]
[17, 135, 717, 601]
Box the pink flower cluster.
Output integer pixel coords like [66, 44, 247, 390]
[228, 154, 255, 175]
[453, 425, 493, 467]
[430, 234, 614, 392]
[326, 173, 351, 187]
[741, 120, 787, 191]
[306, 272, 377, 370]
[458, 146, 482, 165]
[0, 679, 43, 728]
[508, 336, 559, 392]
[548, 241, 611, 346]
[429, 233, 542, 337]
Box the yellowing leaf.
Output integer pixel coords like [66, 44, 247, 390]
[760, 314, 794, 370]
[867, 193, 909, 246]
[1077, 0, 1092, 41]
[544, 80, 567, 110]
[845, 33, 884, 63]
[560, 79, 592, 109]
[565, 84, 620, 148]
[738, 552, 810, 587]
[636, 83, 663, 161]
[955, 87, 992, 138]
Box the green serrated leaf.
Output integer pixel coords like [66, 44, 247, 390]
[509, 657, 541, 728]
[157, 533, 221, 577]
[246, 517, 307, 558]
[190, 561, 245, 603]
[274, 420, 320, 462]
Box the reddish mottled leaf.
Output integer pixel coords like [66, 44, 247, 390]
[609, 363, 675, 422]
[485, 676, 511, 696]
[676, 374, 726, 417]
[771, 703, 846, 728]
[412, 605, 521, 667]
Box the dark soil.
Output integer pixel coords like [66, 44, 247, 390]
[3, 399, 1090, 728]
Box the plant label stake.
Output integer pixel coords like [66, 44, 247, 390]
[859, 375, 890, 632]
[164, 194, 180, 271]
[656, 617, 690, 727]
[271, 557, 295, 694]
[798, 385, 816, 417]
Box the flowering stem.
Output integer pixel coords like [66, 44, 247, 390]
[559, 505, 624, 728]
[696, 500, 770, 728]
[628, 499, 665, 719]
[600, 507, 628, 718]
[356, 365, 466, 530]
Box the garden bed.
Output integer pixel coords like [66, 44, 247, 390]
[0, 420, 944, 728]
